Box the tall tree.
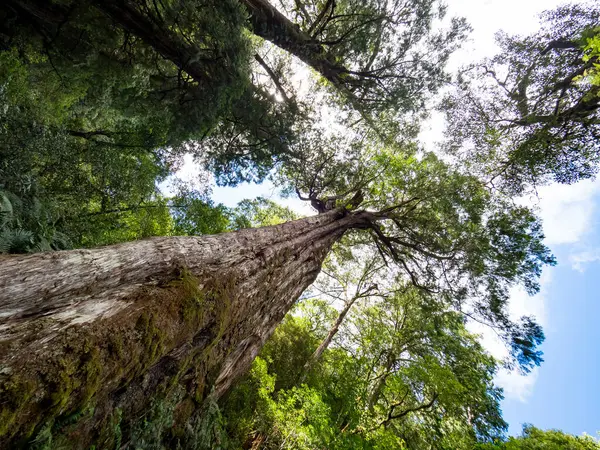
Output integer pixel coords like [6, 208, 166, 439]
[0, 211, 352, 447]
[0, 149, 553, 446]
[0, 3, 564, 447]
[241, 0, 470, 121]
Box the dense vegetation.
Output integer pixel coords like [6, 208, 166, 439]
[0, 0, 598, 448]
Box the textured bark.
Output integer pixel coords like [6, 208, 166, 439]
[0, 209, 369, 448]
[239, 0, 347, 85]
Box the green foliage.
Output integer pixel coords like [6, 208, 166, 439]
[0, 188, 71, 253]
[224, 356, 338, 450]
[221, 291, 506, 449]
[170, 195, 300, 236]
[203, 84, 304, 185]
[260, 306, 328, 390]
[129, 393, 182, 450]
[286, 138, 554, 371]
[0, 33, 179, 250]
[172, 198, 231, 236]
[272, 0, 470, 128]
[1, 0, 253, 145]
[67, 198, 177, 248]
[230, 197, 300, 229]
[582, 30, 600, 86]
[0, 0, 308, 251]
[476, 425, 600, 450]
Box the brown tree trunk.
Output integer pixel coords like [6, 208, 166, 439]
[299, 297, 356, 382]
[239, 0, 347, 85]
[0, 209, 369, 448]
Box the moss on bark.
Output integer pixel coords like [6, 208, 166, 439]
[0, 268, 238, 448]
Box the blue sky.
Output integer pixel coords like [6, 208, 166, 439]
[499, 179, 600, 436]
[502, 249, 600, 436]
[173, 0, 600, 437]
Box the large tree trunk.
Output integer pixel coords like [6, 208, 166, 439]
[238, 0, 347, 84]
[0, 209, 369, 448]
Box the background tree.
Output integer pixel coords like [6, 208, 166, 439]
[221, 288, 506, 449]
[442, 4, 600, 193]
[0, 0, 473, 253]
[0, 0, 306, 250]
[229, 197, 301, 229]
[300, 248, 386, 380]
[475, 425, 600, 450]
[242, 0, 470, 125]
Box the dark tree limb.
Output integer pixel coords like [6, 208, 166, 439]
[254, 52, 292, 103]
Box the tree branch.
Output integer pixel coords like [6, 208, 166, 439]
[254, 53, 292, 103]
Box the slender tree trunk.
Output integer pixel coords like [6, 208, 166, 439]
[367, 356, 394, 411]
[299, 297, 356, 382]
[0, 209, 369, 448]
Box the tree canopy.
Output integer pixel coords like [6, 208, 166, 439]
[476, 425, 600, 450]
[442, 4, 600, 193]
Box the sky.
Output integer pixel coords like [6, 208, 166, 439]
[169, 0, 600, 437]
[498, 180, 600, 436]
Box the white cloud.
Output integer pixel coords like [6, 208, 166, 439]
[496, 367, 540, 403]
[470, 321, 508, 360]
[522, 179, 600, 246]
[569, 249, 600, 273]
[510, 273, 550, 327]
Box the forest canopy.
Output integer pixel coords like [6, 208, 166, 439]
[0, 0, 598, 449]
